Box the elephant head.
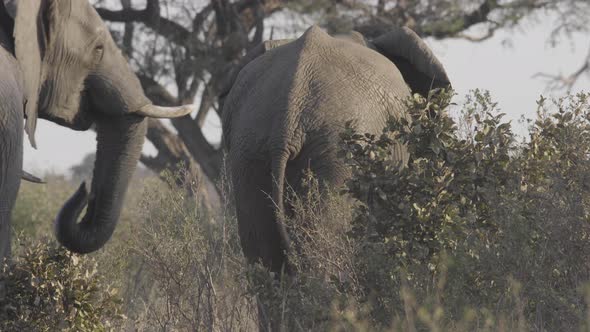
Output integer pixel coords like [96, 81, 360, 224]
[8, 0, 194, 254]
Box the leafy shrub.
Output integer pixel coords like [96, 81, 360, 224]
[254, 90, 590, 331]
[0, 239, 125, 331]
[335, 89, 590, 330]
[342, 90, 511, 266]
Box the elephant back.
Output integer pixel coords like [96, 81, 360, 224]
[290, 26, 411, 133]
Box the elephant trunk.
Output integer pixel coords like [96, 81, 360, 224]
[55, 114, 147, 254]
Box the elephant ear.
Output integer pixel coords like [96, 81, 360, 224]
[12, 0, 56, 148]
[371, 27, 451, 97]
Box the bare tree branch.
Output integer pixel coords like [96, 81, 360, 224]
[120, 0, 134, 56]
[195, 84, 216, 128]
[138, 74, 222, 182]
[534, 44, 590, 91]
[97, 0, 190, 45]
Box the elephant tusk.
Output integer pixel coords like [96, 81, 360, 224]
[22, 170, 45, 184]
[135, 105, 195, 119]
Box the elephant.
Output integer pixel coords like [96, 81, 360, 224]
[0, 4, 23, 263]
[0, 0, 193, 264]
[220, 26, 451, 275]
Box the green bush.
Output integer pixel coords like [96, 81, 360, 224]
[342, 89, 510, 266]
[0, 239, 125, 331]
[335, 90, 590, 330]
[254, 90, 590, 331]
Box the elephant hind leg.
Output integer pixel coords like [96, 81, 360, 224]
[233, 157, 288, 274]
[285, 140, 350, 199]
[233, 158, 292, 332]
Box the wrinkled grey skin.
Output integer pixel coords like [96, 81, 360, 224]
[0, 4, 22, 263]
[0, 0, 192, 263]
[221, 26, 451, 274]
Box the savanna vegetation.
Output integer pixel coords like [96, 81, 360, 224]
[2, 0, 590, 331]
[3, 89, 590, 331]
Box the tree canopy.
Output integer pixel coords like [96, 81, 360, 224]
[91, 0, 590, 198]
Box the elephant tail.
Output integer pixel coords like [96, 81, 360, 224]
[271, 148, 293, 268]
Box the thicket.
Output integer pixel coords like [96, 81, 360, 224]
[2, 90, 590, 331]
[0, 240, 125, 331]
[335, 90, 590, 330]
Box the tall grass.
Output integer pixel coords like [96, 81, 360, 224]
[113, 169, 258, 331]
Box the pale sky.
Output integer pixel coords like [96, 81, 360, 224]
[22, 12, 590, 174]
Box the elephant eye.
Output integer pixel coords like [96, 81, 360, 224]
[94, 44, 104, 62]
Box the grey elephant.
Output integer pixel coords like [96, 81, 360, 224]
[0, 0, 193, 264]
[220, 26, 451, 274]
